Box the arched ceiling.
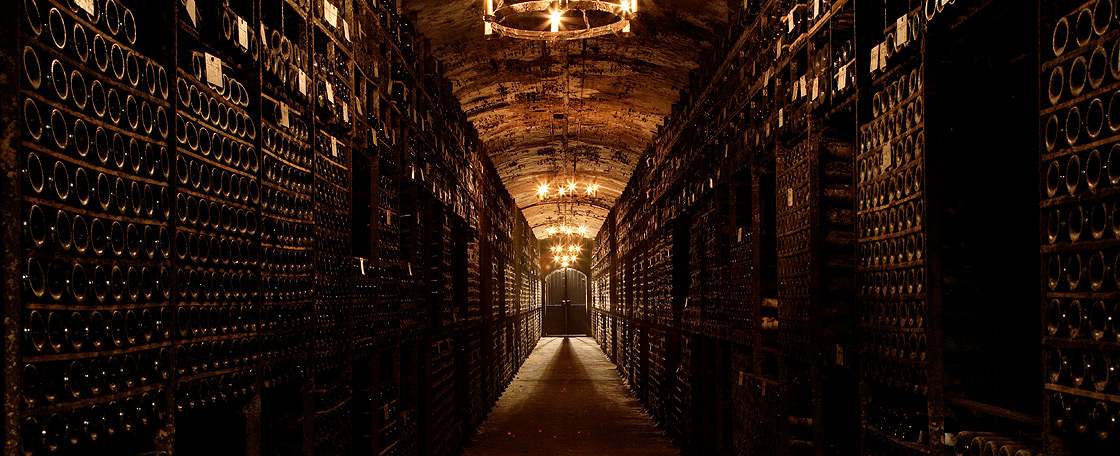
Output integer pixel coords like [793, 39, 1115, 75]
[402, 0, 729, 239]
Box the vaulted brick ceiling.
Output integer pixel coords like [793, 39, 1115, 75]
[403, 0, 728, 238]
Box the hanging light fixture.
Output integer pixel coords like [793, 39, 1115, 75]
[483, 0, 636, 40]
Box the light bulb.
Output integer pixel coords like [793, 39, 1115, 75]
[550, 10, 561, 32]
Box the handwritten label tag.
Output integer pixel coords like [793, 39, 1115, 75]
[326, 81, 335, 103]
[205, 53, 224, 88]
[838, 64, 848, 90]
[299, 70, 307, 94]
[812, 76, 820, 100]
[280, 102, 290, 127]
[882, 141, 893, 170]
[186, 0, 198, 26]
[799, 75, 807, 97]
[343, 20, 351, 41]
[778, 108, 784, 127]
[788, 188, 794, 207]
[342, 103, 349, 122]
[331, 137, 339, 157]
[879, 41, 889, 68]
[238, 17, 249, 49]
[896, 15, 909, 47]
[76, 0, 95, 15]
[869, 44, 880, 73]
[324, 0, 339, 27]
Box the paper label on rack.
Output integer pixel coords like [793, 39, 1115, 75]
[324, 0, 339, 27]
[280, 103, 290, 127]
[869, 44, 880, 73]
[185, 0, 198, 26]
[879, 41, 889, 68]
[342, 103, 349, 122]
[299, 70, 307, 94]
[799, 75, 807, 97]
[778, 108, 784, 127]
[343, 20, 351, 41]
[896, 15, 909, 47]
[76, 0, 95, 15]
[882, 142, 893, 170]
[737, 227, 743, 243]
[776, 37, 783, 58]
[787, 188, 794, 207]
[812, 76, 820, 100]
[813, 0, 821, 17]
[331, 137, 338, 157]
[238, 17, 249, 49]
[205, 53, 224, 88]
[326, 82, 335, 102]
[838, 64, 848, 90]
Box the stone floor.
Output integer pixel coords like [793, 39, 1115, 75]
[463, 336, 680, 456]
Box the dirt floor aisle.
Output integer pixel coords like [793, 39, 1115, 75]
[463, 337, 680, 456]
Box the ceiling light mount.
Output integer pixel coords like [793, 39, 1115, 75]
[484, 0, 636, 41]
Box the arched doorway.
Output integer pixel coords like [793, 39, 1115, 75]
[543, 268, 590, 336]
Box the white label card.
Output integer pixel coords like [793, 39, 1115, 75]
[882, 142, 893, 170]
[238, 17, 249, 49]
[813, 0, 820, 17]
[838, 64, 848, 90]
[799, 75, 807, 97]
[76, 0, 95, 15]
[280, 103, 290, 127]
[326, 82, 335, 102]
[896, 15, 909, 47]
[186, 0, 198, 26]
[299, 71, 308, 94]
[879, 41, 889, 68]
[787, 188, 794, 207]
[343, 20, 351, 41]
[869, 44, 880, 73]
[342, 103, 349, 122]
[324, 0, 339, 27]
[205, 53, 224, 88]
[812, 76, 820, 100]
[331, 137, 338, 157]
[778, 108, 784, 128]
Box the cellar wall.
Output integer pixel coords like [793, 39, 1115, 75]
[1, 0, 542, 455]
[589, 0, 1101, 455]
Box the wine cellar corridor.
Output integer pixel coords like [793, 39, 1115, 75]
[0, 0, 1117, 455]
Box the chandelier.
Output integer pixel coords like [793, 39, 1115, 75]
[549, 244, 583, 268]
[483, 0, 637, 40]
[537, 182, 599, 200]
